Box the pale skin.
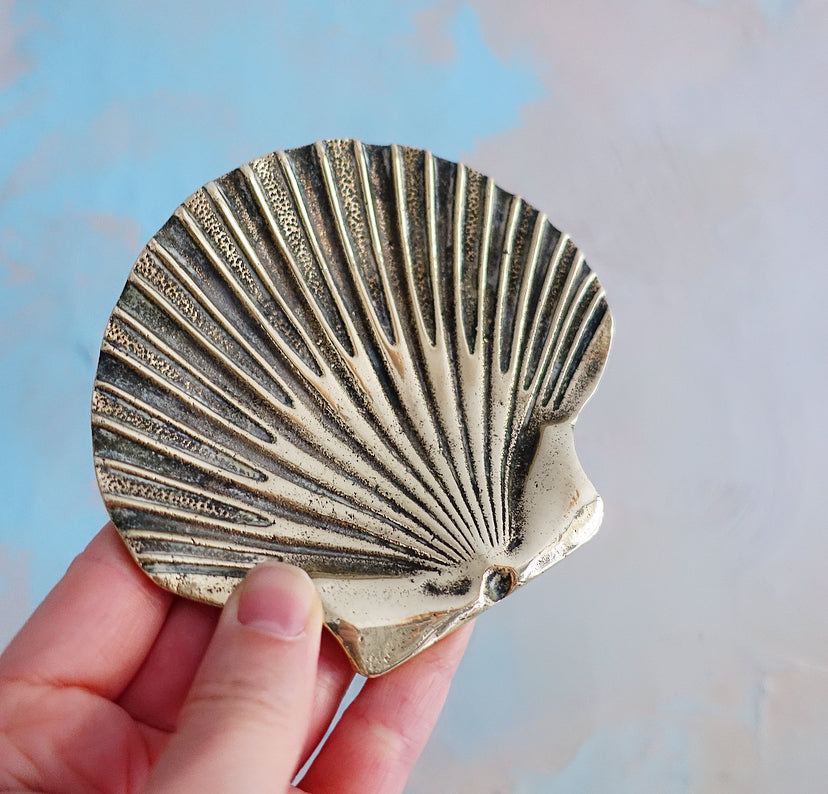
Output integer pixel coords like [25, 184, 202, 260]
[0, 523, 472, 793]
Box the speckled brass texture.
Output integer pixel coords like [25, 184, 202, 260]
[92, 140, 613, 676]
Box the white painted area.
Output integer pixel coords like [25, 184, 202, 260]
[410, 2, 828, 791]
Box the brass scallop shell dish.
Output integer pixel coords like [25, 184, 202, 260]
[92, 140, 613, 676]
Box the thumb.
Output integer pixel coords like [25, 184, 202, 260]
[144, 563, 323, 793]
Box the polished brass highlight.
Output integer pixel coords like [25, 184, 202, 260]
[92, 140, 613, 676]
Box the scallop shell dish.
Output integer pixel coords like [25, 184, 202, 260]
[92, 139, 613, 676]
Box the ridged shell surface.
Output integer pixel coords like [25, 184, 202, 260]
[92, 140, 613, 675]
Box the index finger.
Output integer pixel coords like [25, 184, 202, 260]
[299, 622, 473, 794]
[0, 523, 173, 699]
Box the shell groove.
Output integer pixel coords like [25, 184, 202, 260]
[92, 140, 612, 675]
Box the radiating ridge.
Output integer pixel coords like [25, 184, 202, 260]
[92, 139, 611, 592]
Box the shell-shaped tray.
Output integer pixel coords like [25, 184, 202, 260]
[92, 140, 612, 676]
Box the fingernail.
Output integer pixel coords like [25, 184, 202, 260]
[236, 564, 316, 638]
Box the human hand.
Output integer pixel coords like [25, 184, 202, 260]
[0, 523, 471, 792]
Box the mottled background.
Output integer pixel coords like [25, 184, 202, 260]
[1, 1, 826, 791]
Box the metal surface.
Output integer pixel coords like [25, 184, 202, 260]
[91, 139, 613, 676]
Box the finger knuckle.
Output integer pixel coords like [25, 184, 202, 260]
[184, 676, 292, 728]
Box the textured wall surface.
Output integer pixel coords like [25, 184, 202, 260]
[1, 1, 826, 791]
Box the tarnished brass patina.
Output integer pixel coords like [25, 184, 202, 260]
[92, 140, 612, 676]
